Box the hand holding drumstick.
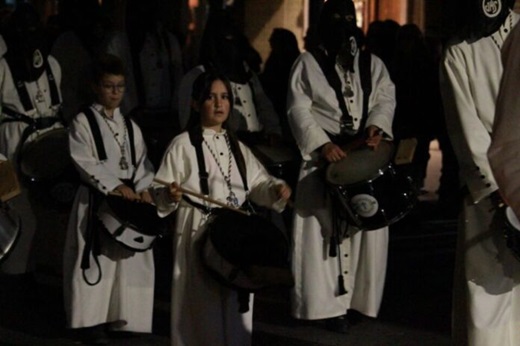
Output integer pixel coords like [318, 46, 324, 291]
[168, 182, 183, 203]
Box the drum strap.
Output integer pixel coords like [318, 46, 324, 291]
[83, 107, 137, 167]
[188, 127, 249, 197]
[310, 47, 372, 138]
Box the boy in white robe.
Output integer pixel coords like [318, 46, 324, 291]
[63, 54, 155, 344]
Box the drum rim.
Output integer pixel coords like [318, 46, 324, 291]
[325, 142, 395, 186]
[0, 206, 22, 263]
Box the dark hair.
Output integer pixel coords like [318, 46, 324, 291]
[92, 54, 125, 84]
[185, 69, 234, 131]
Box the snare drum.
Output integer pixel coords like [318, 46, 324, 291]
[326, 141, 416, 230]
[503, 206, 520, 261]
[18, 128, 78, 204]
[0, 203, 21, 263]
[97, 195, 165, 252]
[201, 208, 293, 291]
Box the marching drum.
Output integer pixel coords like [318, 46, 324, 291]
[503, 206, 520, 261]
[19, 128, 78, 204]
[325, 141, 416, 231]
[0, 203, 21, 263]
[97, 195, 165, 252]
[201, 208, 293, 291]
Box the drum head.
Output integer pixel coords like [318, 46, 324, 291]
[20, 128, 71, 181]
[326, 141, 394, 185]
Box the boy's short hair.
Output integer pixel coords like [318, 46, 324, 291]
[92, 54, 125, 84]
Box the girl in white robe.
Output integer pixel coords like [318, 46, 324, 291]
[153, 70, 291, 346]
[63, 54, 155, 343]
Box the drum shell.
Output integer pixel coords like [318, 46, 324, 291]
[200, 208, 291, 290]
[19, 128, 79, 206]
[330, 163, 416, 230]
[96, 198, 163, 252]
[0, 204, 21, 263]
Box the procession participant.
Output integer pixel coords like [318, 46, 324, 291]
[153, 70, 291, 346]
[440, 0, 520, 344]
[63, 54, 155, 345]
[287, 0, 395, 333]
[0, 3, 62, 276]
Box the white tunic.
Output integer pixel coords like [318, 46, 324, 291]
[63, 104, 155, 331]
[287, 51, 395, 320]
[0, 55, 62, 274]
[441, 12, 520, 346]
[154, 129, 286, 346]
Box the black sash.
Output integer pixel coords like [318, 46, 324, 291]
[310, 47, 372, 142]
[82, 107, 136, 167]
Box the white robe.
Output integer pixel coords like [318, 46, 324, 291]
[63, 104, 155, 331]
[287, 51, 395, 320]
[440, 12, 520, 346]
[154, 129, 286, 346]
[0, 55, 62, 274]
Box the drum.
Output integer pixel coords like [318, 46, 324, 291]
[201, 208, 293, 291]
[325, 141, 416, 230]
[97, 195, 166, 252]
[0, 203, 21, 263]
[503, 206, 520, 261]
[0, 160, 21, 202]
[18, 128, 79, 205]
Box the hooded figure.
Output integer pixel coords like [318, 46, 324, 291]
[317, 0, 358, 72]
[287, 0, 395, 334]
[462, 0, 516, 42]
[3, 3, 48, 82]
[440, 0, 520, 344]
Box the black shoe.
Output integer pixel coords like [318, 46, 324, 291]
[346, 309, 364, 325]
[324, 315, 350, 334]
[78, 325, 108, 345]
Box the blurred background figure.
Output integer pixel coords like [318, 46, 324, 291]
[107, 0, 184, 167]
[51, 0, 112, 124]
[390, 24, 439, 193]
[260, 28, 300, 146]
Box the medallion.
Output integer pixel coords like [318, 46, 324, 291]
[119, 156, 129, 170]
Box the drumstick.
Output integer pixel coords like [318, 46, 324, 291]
[153, 178, 250, 216]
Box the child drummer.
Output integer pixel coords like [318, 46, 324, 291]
[63, 53, 157, 344]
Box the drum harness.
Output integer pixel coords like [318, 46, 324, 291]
[185, 126, 258, 313]
[79, 106, 137, 286]
[311, 47, 372, 295]
[0, 54, 63, 176]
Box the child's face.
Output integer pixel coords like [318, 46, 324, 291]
[198, 79, 230, 130]
[94, 74, 125, 111]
